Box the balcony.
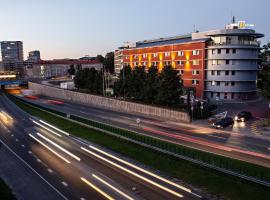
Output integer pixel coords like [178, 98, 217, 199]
[208, 40, 260, 47]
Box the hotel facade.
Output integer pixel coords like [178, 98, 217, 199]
[114, 21, 264, 101]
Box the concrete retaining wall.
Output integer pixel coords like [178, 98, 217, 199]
[29, 82, 190, 122]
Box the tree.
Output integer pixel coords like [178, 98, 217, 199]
[155, 65, 183, 106]
[96, 54, 105, 63]
[259, 42, 270, 98]
[104, 52, 114, 73]
[144, 66, 159, 104]
[129, 66, 147, 100]
[68, 64, 76, 76]
[114, 65, 132, 97]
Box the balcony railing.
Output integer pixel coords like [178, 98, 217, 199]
[208, 41, 260, 47]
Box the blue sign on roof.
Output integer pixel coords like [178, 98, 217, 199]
[0, 80, 22, 85]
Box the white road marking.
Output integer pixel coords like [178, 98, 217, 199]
[0, 138, 68, 200]
[15, 139, 19, 142]
[48, 169, 53, 173]
[21, 144, 25, 148]
[28, 150, 32, 154]
[61, 181, 68, 187]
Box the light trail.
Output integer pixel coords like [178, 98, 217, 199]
[29, 134, 71, 164]
[32, 120, 62, 137]
[81, 147, 183, 198]
[89, 145, 195, 195]
[92, 174, 134, 200]
[37, 132, 81, 161]
[1, 111, 13, 120]
[81, 177, 114, 200]
[39, 120, 70, 136]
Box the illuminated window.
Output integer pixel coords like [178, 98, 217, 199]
[165, 52, 170, 57]
[192, 70, 199, 75]
[178, 70, 184, 75]
[177, 61, 184, 65]
[217, 60, 222, 65]
[143, 54, 147, 58]
[192, 79, 199, 85]
[177, 51, 184, 56]
[212, 60, 217, 65]
[192, 50, 200, 55]
[211, 81, 215, 86]
[153, 53, 158, 57]
[212, 49, 216, 55]
[192, 60, 199, 65]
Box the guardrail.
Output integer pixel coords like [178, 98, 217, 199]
[8, 94, 270, 187]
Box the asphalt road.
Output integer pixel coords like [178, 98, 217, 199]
[19, 94, 270, 168]
[0, 92, 201, 200]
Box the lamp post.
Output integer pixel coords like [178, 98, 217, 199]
[200, 102, 204, 117]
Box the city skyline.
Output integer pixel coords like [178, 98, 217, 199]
[0, 0, 269, 60]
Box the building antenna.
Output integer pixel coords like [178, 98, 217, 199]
[193, 24, 196, 32]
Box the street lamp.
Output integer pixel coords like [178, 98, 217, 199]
[200, 102, 204, 117]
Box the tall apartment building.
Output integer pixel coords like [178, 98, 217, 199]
[115, 21, 263, 101]
[1, 41, 24, 73]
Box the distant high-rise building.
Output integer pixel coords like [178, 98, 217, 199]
[1, 41, 24, 72]
[27, 50, 41, 62]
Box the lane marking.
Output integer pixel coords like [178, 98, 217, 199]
[39, 120, 70, 136]
[0, 138, 69, 200]
[81, 177, 114, 200]
[61, 181, 68, 187]
[81, 147, 183, 198]
[29, 134, 71, 164]
[32, 120, 62, 137]
[37, 132, 81, 162]
[48, 169, 53, 173]
[92, 174, 134, 200]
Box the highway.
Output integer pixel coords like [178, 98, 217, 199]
[0, 92, 201, 200]
[18, 94, 270, 168]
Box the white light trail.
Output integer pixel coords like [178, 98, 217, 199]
[32, 120, 62, 137]
[89, 145, 195, 195]
[37, 132, 81, 161]
[92, 174, 134, 200]
[81, 177, 114, 200]
[81, 147, 183, 198]
[1, 111, 13, 120]
[0, 112, 8, 121]
[39, 120, 70, 136]
[29, 134, 70, 164]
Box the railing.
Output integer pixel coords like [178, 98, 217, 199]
[209, 41, 260, 46]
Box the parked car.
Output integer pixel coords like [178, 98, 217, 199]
[207, 104, 217, 112]
[234, 111, 252, 122]
[212, 117, 234, 129]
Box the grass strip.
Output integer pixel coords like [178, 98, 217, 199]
[9, 95, 270, 200]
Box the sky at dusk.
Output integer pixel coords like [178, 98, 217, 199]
[1, 0, 269, 60]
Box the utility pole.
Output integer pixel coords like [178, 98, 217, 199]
[123, 66, 126, 100]
[102, 63, 105, 96]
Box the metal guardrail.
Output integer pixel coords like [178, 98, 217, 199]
[8, 94, 270, 188]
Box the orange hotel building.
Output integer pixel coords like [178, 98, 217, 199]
[115, 35, 207, 99]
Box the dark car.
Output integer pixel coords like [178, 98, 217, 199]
[207, 104, 217, 111]
[212, 117, 234, 129]
[234, 111, 252, 122]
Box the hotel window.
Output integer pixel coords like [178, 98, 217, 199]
[217, 92, 220, 97]
[143, 54, 147, 58]
[211, 81, 215, 86]
[211, 92, 214, 98]
[192, 50, 200, 55]
[231, 60, 236, 65]
[231, 93, 234, 99]
[193, 60, 199, 65]
[218, 49, 221, 54]
[153, 53, 158, 57]
[211, 70, 215, 75]
[226, 49, 230, 54]
[226, 60, 230, 65]
[165, 52, 170, 57]
[192, 70, 199, 75]
[217, 60, 222, 65]
[192, 79, 199, 85]
[143, 62, 146, 66]
[224, 92, 228, 99]
[225, 82, 229, 86]
[225, 71, 229, 76]
[212, 60, 217, 65]
[231, 81, 235, 86]
[217, 71, 220, 76]
[177, 61, 184, 65]
[134, 55, 138, 59]
[178, 70, 184, 75]
[216, 81, 220, 86]
[152, 62, 155, 66]
[232, 49, 236, 54]
[212, 49, 216, 55]
[177, 51, 184, 56]
[126, 56, 129, 59]
[232, 71, 235, 75]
